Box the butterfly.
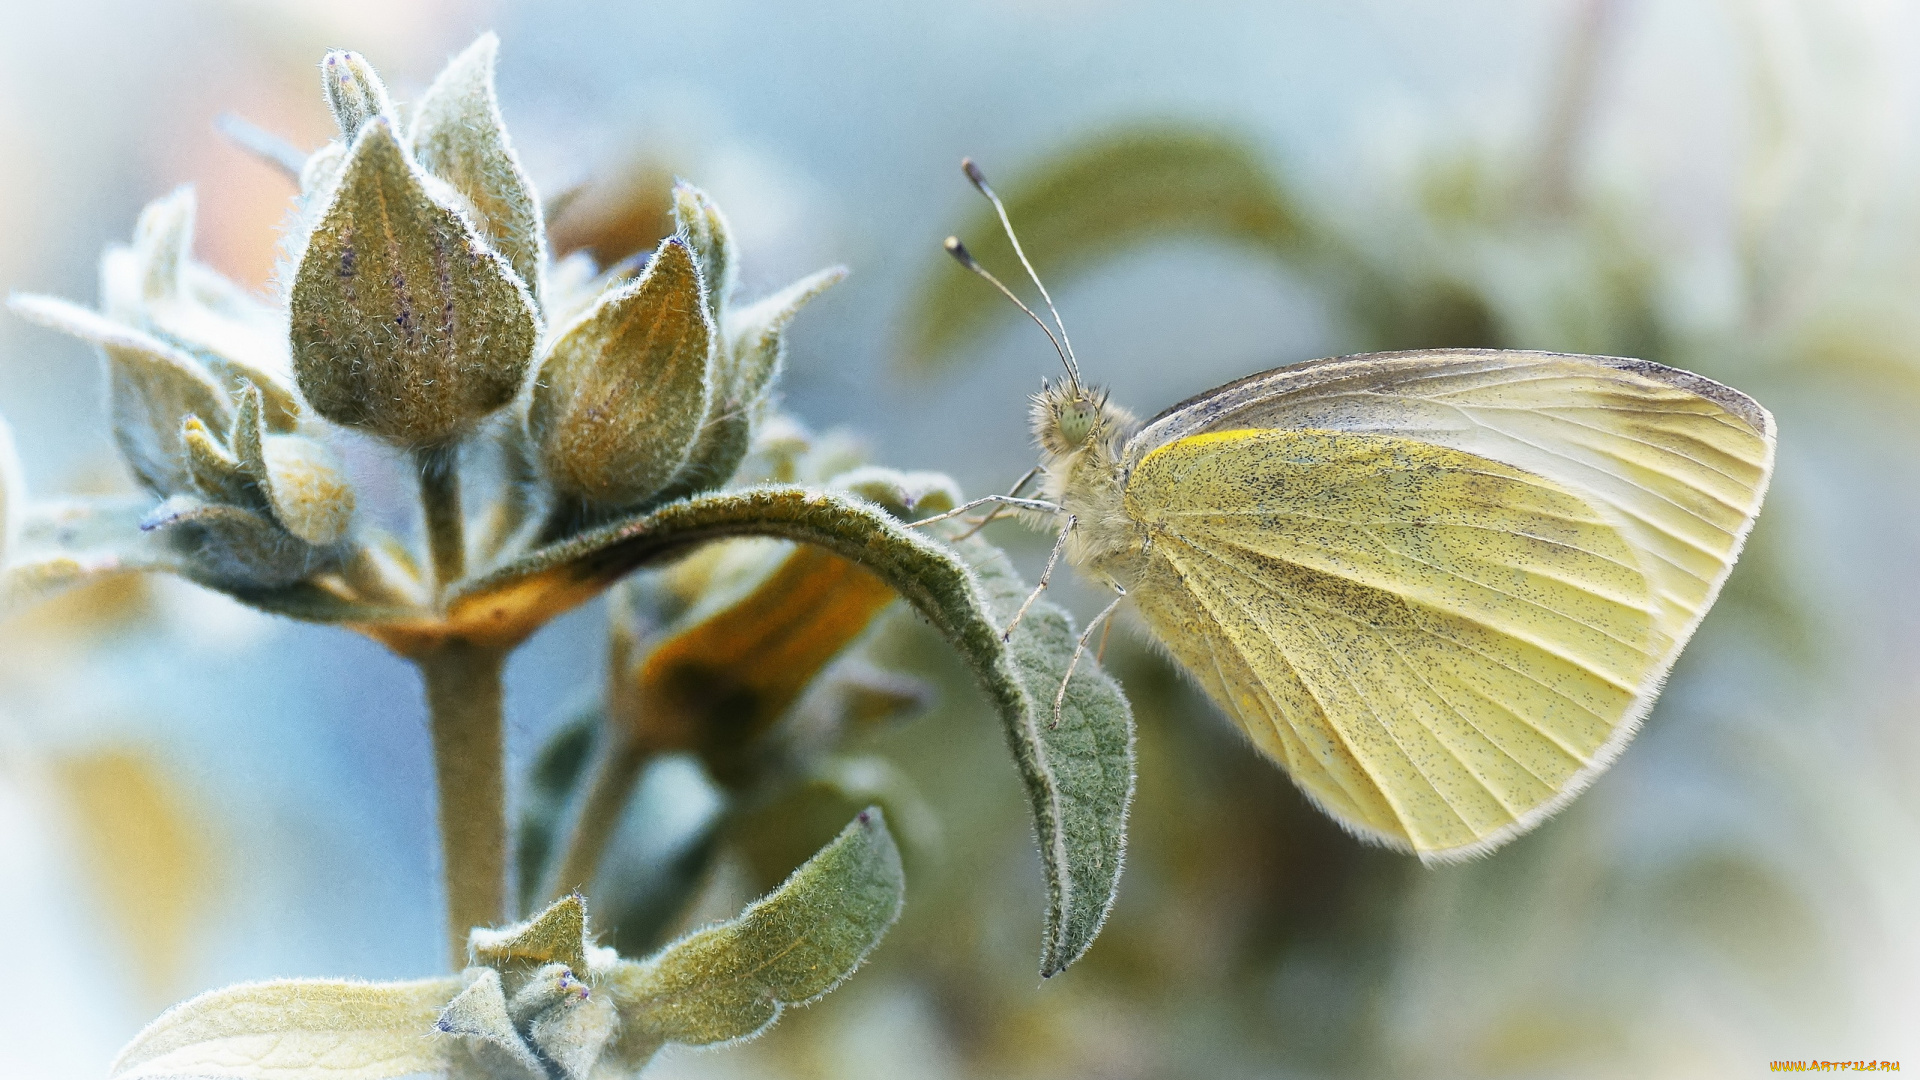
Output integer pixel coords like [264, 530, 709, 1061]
[939, 160, 1774, 861]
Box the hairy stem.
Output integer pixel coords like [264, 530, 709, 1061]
[419, 640, 509, 967]
[417, 445, 466, 596]
[542, 725, 653, 902]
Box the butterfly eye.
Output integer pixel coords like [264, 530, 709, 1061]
[1057, 400, 1099, 447]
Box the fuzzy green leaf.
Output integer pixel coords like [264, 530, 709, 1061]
[908, 127, 1309, 367]
[141, 495, 334, 589]
[218, 387, 357, 546]
[724, 265, 846, 404]
[290, 119, 537, 447]
[470, 892, 591, 976]
[529, 236, 712, 509]
[10, 294, 231, 496]
[942, 526, 1133, 974]
[598, 808, 903, 1066]
[672, 181, 735, 327]
[320, 50, 394, 140]
[412, 33, 547, 307]
[440, 487, 1131, 973]
[109, 975, 464, 1079]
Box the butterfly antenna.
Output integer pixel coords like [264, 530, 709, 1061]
[961, 158, 1082, 388]
[944, 236, 1076, 381]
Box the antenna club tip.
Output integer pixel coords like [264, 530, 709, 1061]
[943, 236, 976, 266]
[961, 157, 993, 192]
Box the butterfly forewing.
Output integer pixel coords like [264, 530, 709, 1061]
[1121, 427, 1670, 856]
[1127, 350, 1775, 655]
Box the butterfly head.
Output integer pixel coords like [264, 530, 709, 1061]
[1031, 379, 1134, 459]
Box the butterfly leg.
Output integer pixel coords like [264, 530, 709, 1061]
[1001, 515, 1075, 642]
[1052, 584, 1127, 729]
[955, 465, 1041, 540]
[907, 493, 1064, 528]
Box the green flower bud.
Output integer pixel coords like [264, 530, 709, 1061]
[290, 118, 538, 448]
[181, 414, 255, 508]
[412, 33, 547, 309]
[523, 970, 615, 1080]
[646, 265, 845, 503]
[528, 237, 713, 508]
[671, 181, 735, 327]
[320, 50, 394, 140]
[230, 384, 357, 546]
[435, 969, 546, 1077]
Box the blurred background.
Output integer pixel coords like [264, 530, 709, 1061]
[2, 0, 1918, 1076]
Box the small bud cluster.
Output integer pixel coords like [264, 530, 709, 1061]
[5, 34, 844, 597]
[11, 187, 352, 588]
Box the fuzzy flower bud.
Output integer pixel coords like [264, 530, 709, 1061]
[290, 118, 537, 448]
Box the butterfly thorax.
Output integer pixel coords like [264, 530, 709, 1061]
[1030, 381, 1146, 577]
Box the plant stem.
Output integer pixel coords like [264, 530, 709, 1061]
[416, 445, 465, 596]
[419, 640, 509, 968]
[543, 726, 653, 902]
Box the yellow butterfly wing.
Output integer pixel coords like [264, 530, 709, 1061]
[1130, 350, 1776, 656]
[1118, 351, 1773, 859]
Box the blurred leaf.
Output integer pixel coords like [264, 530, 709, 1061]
[598, 809, 904, 1068]
[547, 154, 679, 267]
[2, 497, 184, 611]
[1650, 851, 1826, 996]
[732, 754, 941, 892]
[110, 975, 464, 1079]
[516, 706, 600, 913]
[1772, 305, 1920, 399]
[626, 542, 897, 782]
[53, 748, 214, 1001]
[0, 412, 19, 562]
[603, 808, 725, 959]
[10, 294, 233, 496]
[906, 126, 1312, 367]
